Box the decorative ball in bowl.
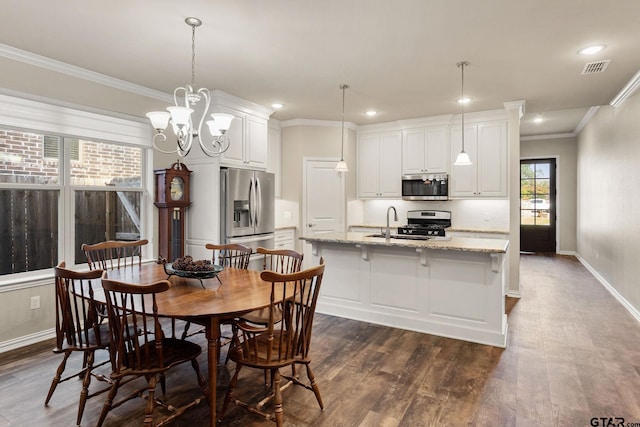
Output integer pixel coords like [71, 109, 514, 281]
[171, 255, 216, 272]
[163, 255, 223, 280]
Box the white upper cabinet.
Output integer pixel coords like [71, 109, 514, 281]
[402, 126, 450, 175]
[358, 131, 402, 198]
[450, 120, 507, 198]
[220, 110, 268, 169]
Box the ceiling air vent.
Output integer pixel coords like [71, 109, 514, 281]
[582, 60, 611, 75]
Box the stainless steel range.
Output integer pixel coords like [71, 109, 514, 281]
[397, 210, 451, 237]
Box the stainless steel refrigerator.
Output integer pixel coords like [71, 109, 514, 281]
[220, 168, 275, 269]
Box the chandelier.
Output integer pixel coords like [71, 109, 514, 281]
[335, 84, 349, 172]
[146, 17, 235, 157]
[454, 61, 472, 166]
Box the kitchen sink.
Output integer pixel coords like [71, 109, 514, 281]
[366, 233, 431, 241]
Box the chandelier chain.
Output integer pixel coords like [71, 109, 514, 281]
[191, 25, 196, 88]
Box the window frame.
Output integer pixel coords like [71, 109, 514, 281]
[0, 93, 153, 287]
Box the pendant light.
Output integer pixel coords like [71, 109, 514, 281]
[335, 84, 349, 173]
[454, 61, 472, 166]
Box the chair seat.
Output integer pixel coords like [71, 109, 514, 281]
[56, 325, 110, 352]
[238, 305, 283, 325]
[119, 338, 202, 375]
[228, 331, 307, 369]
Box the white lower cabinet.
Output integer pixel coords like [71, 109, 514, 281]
[274, 228, 296, 250]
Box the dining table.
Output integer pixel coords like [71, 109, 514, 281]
[101, 261, 289, 427]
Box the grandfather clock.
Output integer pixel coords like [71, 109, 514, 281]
[154, 161, 192, 262]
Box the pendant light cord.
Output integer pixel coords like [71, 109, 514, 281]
[459, 61, 466, 152]
[340, 84, 349, 161]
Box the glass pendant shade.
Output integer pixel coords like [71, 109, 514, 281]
[335, 160, 348, 172]
[167, 106, 193, 128]
[205, 120, 222, 136]
[209, 113, 235, 133]
[454, 151, 472, 166]
[146, 111, 171, 131]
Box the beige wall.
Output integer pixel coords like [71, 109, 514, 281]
[280, 124, 357, 230]
[577, 92, 640, 313]
[521, 137, 578, 253]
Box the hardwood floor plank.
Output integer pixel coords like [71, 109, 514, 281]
[3, 254, 640, 426]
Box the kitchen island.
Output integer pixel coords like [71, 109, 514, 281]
[301, 232, 509, 347]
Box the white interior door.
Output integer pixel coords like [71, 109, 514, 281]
[302, 159, 345, 266]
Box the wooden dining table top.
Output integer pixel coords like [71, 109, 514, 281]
[101, 262, 287, 319]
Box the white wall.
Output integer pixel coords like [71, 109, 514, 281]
[355, 199, 509, 231]
[577, 92, 640, 313]
[521, 137, 578, 253]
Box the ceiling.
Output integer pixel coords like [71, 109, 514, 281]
[2, 0, 640, 137]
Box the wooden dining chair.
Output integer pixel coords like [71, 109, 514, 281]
[44, 262, 111, 426]
[233, 247, 304, 383]
[81, 239, 149, 327]
[220, 258, 326, 427]
[81, 239, 148, 271]
[97, 272, 208, 427]
[238, 247, 303, 327]
[205, 243, 252, 269]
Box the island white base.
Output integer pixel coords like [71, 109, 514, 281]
[310, 242, 508, 348]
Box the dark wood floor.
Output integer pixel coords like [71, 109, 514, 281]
[2, 254, 640, 426]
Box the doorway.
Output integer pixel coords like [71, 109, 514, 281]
[302, 158, 345, 266]
[520, 158, 556, 253]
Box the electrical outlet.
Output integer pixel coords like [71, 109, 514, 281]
[283, 211, 292, 219]
[30, 295, 40, 310]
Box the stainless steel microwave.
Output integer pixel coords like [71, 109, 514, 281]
[401, 174, 449, 201]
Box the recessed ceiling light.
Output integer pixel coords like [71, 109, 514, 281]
[457, 97, 471, 104]
[271, 103, 284, 109]
[578, 44, 606, 55]
[365, 110, 377, 117]
[533, 116, 544, 123]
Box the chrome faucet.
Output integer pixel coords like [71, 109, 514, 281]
[385, 206, 398, 239]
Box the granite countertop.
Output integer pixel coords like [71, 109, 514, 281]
[349, 224, 509, 235]
[275, 225, 298, 231]
[300, 232, 509, 254]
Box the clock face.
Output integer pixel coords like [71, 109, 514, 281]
[170, 176, 184, 201]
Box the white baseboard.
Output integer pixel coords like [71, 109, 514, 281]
[0, 328, 55, 354]
[575, 254, 640, 323]
[557, 250, 576, 256]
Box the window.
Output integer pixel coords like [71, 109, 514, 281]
[43, 136, 80, 161]
[0, 129, 145, 276]
[520, 161, 551, 225]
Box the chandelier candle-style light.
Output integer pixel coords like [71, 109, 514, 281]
[146, 17, 235, 157]
[454, 61, 472, 166]
[335, 84, 349, 173]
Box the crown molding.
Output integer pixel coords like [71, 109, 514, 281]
[574, 106, 600, 134]
[280, 118, 357, 129]
[610, 69, 640, 107]
[520, 132, 576, 141]
[210, 89, 274, 119]
[0, 43, 173, 103]
[503, 100, 526, 118]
